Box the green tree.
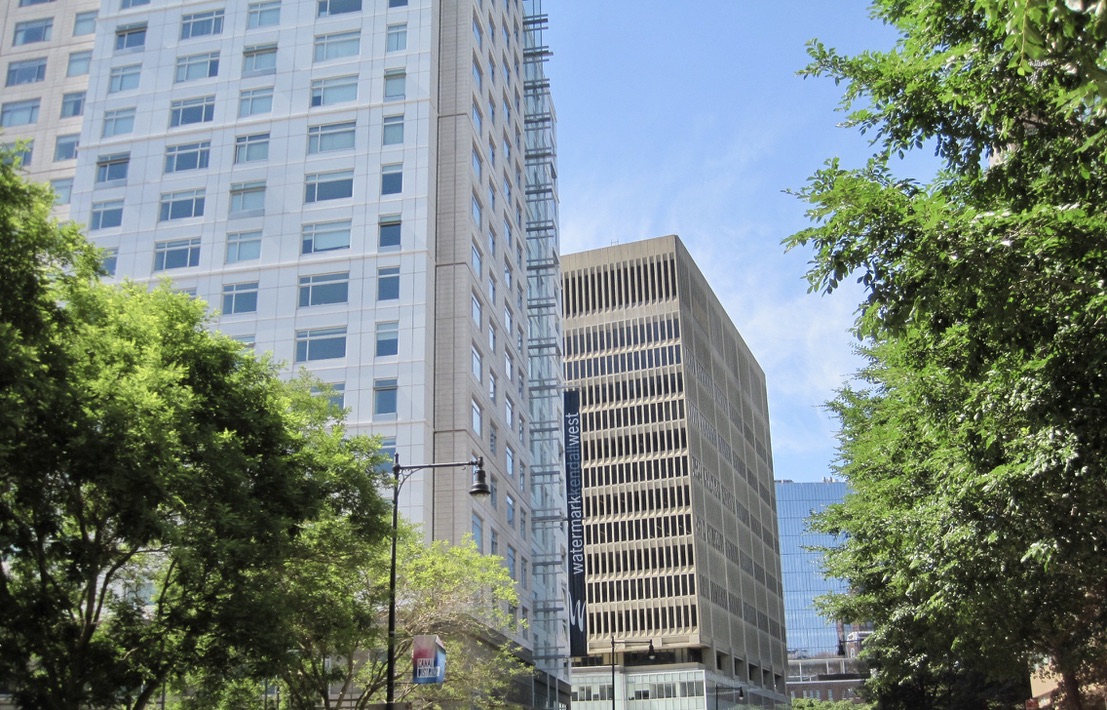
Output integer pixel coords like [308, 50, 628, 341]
[785, 1, 1107, 708]
[0, 155, 390, 709]
[791, 698, 874, 710]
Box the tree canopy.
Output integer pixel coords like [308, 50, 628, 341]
[786, 1, 1107, 708]
[0, 156, 391, 709]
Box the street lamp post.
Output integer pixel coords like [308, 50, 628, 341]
[711, 681, 745, 709]
[610, 637, 655, 710]
[386, 453, 490, 708]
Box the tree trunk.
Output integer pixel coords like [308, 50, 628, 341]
[1061, 666, 1085, 710]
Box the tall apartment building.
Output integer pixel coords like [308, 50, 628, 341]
[777, 479, 868, 703]
[563, 236, 787, 709]
[0, 0, 569, 706]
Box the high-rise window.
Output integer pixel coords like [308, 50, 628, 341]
[471, 346, 482, 380]
[373, 379, 398, 416]
[1, 142, 33, 168]
[295, 327, 346, 362]
[304, 170, 353, 203]
[180, 10, 224, 39]
[310, 75, 357, 106]
[377, 266, 400, 300]
[6, 58, 47, 86]
[239, 87, 273, 116]
[375, 321, 399, 356]
[386, 23, 407, 52]
[102, 108, 135, 136]
[229, 182, 266, 215]
[51, 178, 73, 205]
[378, 216, 401, 249]
[234, 133, 269, 163]
[114, 23, 146, 51]
[381, 164, 402, 195]
[73, 11, 97, 35]
[388, 0, 407, 6]
[101, 248, 118, 276]
[169, 96, 215, 126]
[298, 272, 349, 307]
[53, 135, 79, 161]
[14, 19, 53, 45]
[109, 64, 141, 92]
[382, 114, 404, 145]
[222, 282, 259, 314]
[67, 51, 91, 77]
[158, 189, 205, 221]
[164, 141, 210, 172]
[1, 99, 39, 127]
[226, 231, 262, 263]
[175, 52, 219, 82]
[90, 200, 124, 230]
[248, 0, 280, 27]
[60, 92, 84, 118]
[314, 31, 359, 62]
[471, 513, 484, 552]
[121, 0, 150, 8]
[307, 122, 355, 153]
[317, 0, 360, 17]
[242, 44, 277, 75]
[153, 238, 201, 270]
[301, 220, 351, 254]
[472, 399, 482, 436]
[95, 153, 129, 183]
[383, 70, 405, 100]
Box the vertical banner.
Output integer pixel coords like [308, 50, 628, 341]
[564, 390, 588, 657]
[412, 635, 447, 685]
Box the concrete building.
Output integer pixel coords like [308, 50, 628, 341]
[776, 479, 868, 703]
[563, 236, 787, 708]
[0, 0, 568, 706]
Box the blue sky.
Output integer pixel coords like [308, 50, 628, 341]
[546, 2, 902, 482]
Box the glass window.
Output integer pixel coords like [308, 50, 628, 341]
[471, 195, 482, 226]
[0, 142, 33, 167]
[51, 178, 73, 205]
[384, 70, 405, 100]
[90, 200, 124, 230]
[378, 217, 401, 249]
[234, 133, 269, 163]
[222, 282, 258, 314]
[158, 189, 205, 221]
[73, 11, 97, 35]
[299, 272, 348, 307]
[373, 378, 398, 416]
[376, 321, 399, 356]
[388, 0, 407, 6]
[153, 238, 201, 270]
[471, 346, 482, 380]
[101, 248, 119, 276]
[243, 44, 277, 75]
[6, 58, 47, 86]
[239, 87, 273, 117]
[226, 231, 262, 263]
[19, 0, 54, 6]
[164, 141, 210, 172]
[175, 52, 219, 82]
[472, 62, 482, 91]
[377, 266, 400, 300]
[302, 220, 351, 253]
[102, 108, 135, 136]
[54, 135, 79, 162]
[386, 23, 406, 52]
[180, 10, 224, 40]
[310, 75, 357, 106]
[295, 327, 346, 362]
[381, 163, 402, 195]
[314, 31, 359, 62]
[229, 181, 266, 215]
[317, 0, 360, 17]
[95, 153, 129, 183]
[313, 382, 345, 410]
[471, 294, 482, 324]
[60, 92, 84, 118]
[67, 51, 91, 77]
[109, 64, 141, 93]
[1, 99, 39, 127]
[383, 114, 403, 145]
[472, 245, 482, 274]
[307, 121, 355, 153]
[121, 0, 150, 8]
[471, 399, 482, 435]
[304, 170, 353, 203]
[248, 1, 280, 27]
[490, 527, 497, 553]
[170, 96, 215, 127]
[14, 19, 53, 45]
[114, 23, 146, 51]
[488, 371, 496, 401]
[506, 495, 515, 525]
[472, 102, 483, 133]
[471, 513, 483, 552]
